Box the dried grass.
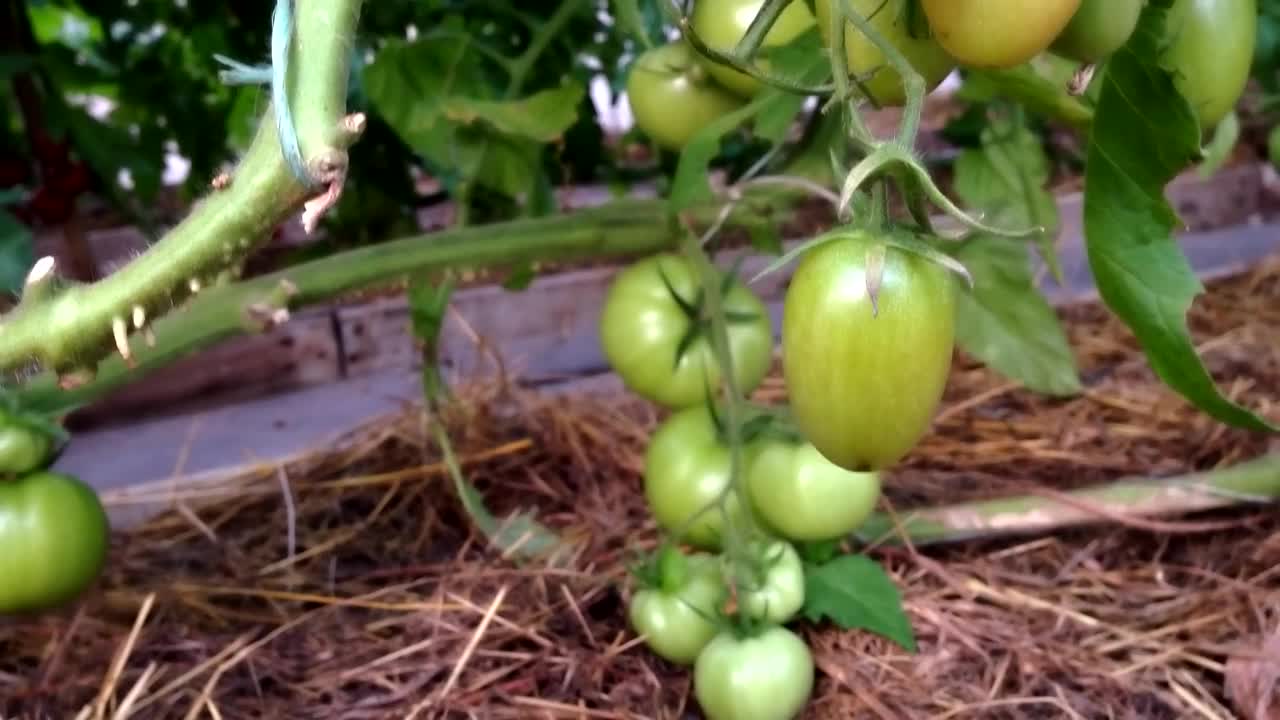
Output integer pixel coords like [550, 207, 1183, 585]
[3, 254, 1280, 719]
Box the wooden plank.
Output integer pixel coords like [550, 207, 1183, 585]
[60, 162, 1268, 423]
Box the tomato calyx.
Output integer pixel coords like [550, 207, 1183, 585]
[656, 258, 765, 375]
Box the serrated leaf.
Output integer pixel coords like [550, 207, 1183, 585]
[442, 83, 585, 142]
[0, 208, 33, 295]
[954, 237, 1082, 396]
[1083, 3, 1275, 431]
[802, 554, 916, 652]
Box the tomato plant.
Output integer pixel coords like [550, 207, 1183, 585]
[1049, 0, 1144, 64]
[0, 417, 53, 477]
[693, 625, 815, 720]
[629, 548, 727, 665]
[814, 0, 956, 107]
[1159, 0, 1257, 131]
[643, 405, 764, 550]
[600, 253, 774, 410]
[748, 437, 881, 541]
[689, 0, 817, 98]
[782, 234, 957, 471]
[626, 42, 747, 152]
[0, 471, 110, 614]
[920, 0, 1082, 69]
[736, 539, 805, 624]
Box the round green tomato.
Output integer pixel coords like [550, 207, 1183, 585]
[814, 0, 955, 107]
[1160, 0, 1256, 131]
[782, 233, 957, 471]
[629, 553, 726, 665]
[694, 625, 815, 720]
[600, 253, 774, 410]
[920, 0, 1083, 69]
[1049, 0, 1143, 63]
[643, 405, 761, 550]
[737, 540, 805, 624]
[689, 0, 816, 98]
[0, 421, 53, 476]
[0, 471, 109, 614]
[748, 438, 881, 541]
[626, 42, 746, 152]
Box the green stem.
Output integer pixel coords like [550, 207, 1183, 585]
[854, 453, 1280, 547]
[734, 0, 792, 58]
[12, 190, 803, 415]
[506, 0, 583, 96]
[837, 0, 924, 146]
[0, 0, 366, 382]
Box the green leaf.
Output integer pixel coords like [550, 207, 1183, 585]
[669, 99, 772, 211]
[802, 554, 916, 652]
[612, 0, 656, 49]
[953, 238, 1082, 396]
[0, 208, 33, 296]
[441, 83, 585, 142]
[1083, 3, 1276, 431]
[1196, 110, 1239, 179]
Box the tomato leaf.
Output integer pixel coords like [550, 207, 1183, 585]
[1083, 2, 1276, 431]
[441, 83, 586, 142]
[0, 207, 33, 296]
[801, 554, 916, 652]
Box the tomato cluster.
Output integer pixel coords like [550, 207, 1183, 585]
[626, 0, 1253, 154]
[0, 408, 109, 615]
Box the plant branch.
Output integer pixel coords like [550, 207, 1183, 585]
[11, 190, 804, 415]
[0, 0, 367, 385]
[734, 0, 792, 59]
[506, 0, 583, 96]
[854, 453, 1280, 547]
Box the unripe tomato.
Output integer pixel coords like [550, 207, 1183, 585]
[600, 253, 774, 410]
[628, 551, 727, 665]
[693, 625, 815, 720]
[1049, 0, 1144, 64]
[643, 405, 763, 550]
[626, 42, 746, 152]
[689, 0, 817, 98]
[0, 421, 53, 477]
[736, 540, 805, 624]
[782, 233, 957, 471]
[1159, 0, 1256, 131]
[747, 438, 881, 541]
[0, 471, 110, 614]
[920, 0, 1083, 69]
[813, 0, 956, 107]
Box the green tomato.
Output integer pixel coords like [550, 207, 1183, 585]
[736, 539, 805, 624]
[920, 0, 1083, 69]
[748, 438, 881, 542]
[600, 253, 774, 410]
[1160, 0, 1256, 131]
[0, 420, 53, 476]
[694, 625, 815, 720]
[689, 0, 816, 98]
[0, 471, 110, 614]
[782, 233, 957, 471]
[1049, 0, 1144, 64]
[629, 551, 726, 665]
[643, 405, 762, 550]
[626, 42, 746, 152]
[814, 0, 956, 107]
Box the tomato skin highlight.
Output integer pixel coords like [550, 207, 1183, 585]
[600, 253, 774, 410]
[1049, 0, 1143, 63]
[629, 553, 727, 665]
[689, 0, 816, 98]
[693, 625, 815, 720]
[813, 0, 956, 107]
[737, 540, 805, 624]
[920, 0, 1083, 69]
[782, 234, 957, 471]
[1160, 0, 1256, 131]
[643, 405, 761, 550]
[0, 471, 109, 614]
[748, 439, 881, 541]
[626, 42, 746, 152]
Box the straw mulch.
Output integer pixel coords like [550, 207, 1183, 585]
[3, 252, 1280, 720]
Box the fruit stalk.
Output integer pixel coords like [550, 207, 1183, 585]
[854, 453, 1280, 546]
